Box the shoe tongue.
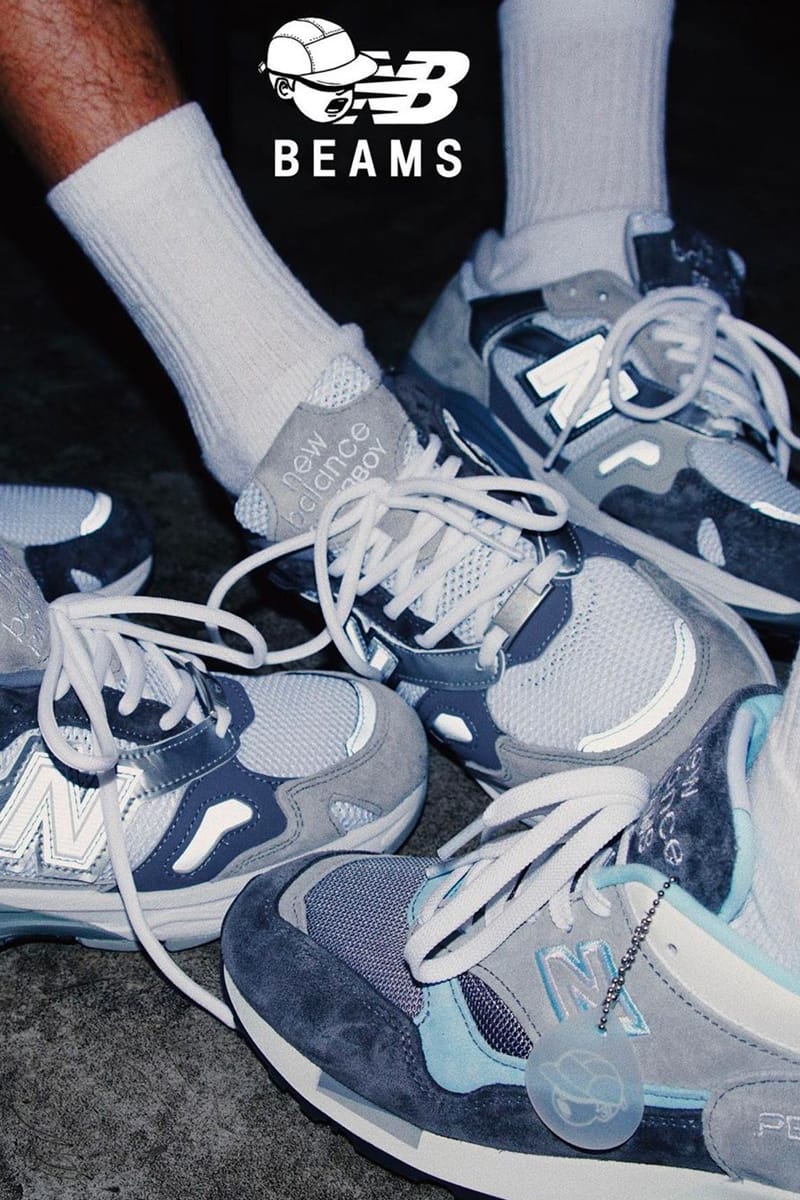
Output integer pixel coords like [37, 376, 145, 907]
[0, 544, 50, 672]
[236, 367, 416, 543]
[627, 685, 780, 916]
[626, 212, 746, 314]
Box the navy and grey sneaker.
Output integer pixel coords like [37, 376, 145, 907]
[0, 547, 426, 1025]
[0, 483, 153, 599]
[218, 356, 772, 792]
[409, 215, 800, 627]
[223, 684, 800, 1199]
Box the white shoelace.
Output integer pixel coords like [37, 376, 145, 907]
[38, 592, 267, 1027]
[405, 766, 649, 985]
[210, 434, 569, 673]
[543, 285, 800, 472]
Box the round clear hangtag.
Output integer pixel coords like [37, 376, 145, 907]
[525, 1008, 645, 1151]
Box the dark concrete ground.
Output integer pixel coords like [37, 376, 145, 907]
[0, 2, 798, 1198]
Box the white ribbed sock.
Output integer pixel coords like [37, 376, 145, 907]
[48, 103, 379, 493]
[478, 0, 673, 293]
[733, 657, 800, 976]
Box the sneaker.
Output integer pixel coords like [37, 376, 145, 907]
[408, 215, 800, 627]
[219, 355, 773, 793]
[0, 482, 153, 600]
[222, 682, 800, 1199]
[0, 547, 426, 1024]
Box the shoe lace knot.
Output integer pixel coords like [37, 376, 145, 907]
[211, 433, 570, 673]
[405, 766, 649, 985]
[543, 285, 800, 472]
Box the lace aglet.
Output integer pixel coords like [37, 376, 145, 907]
[543, 435, 565, 471]
[437, 815, 484, 861]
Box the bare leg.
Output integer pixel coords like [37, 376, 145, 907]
[0, 0, 183, 185]
[0, 1, 376, 493]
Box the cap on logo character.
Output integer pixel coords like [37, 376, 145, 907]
[259, 17, 378, 123]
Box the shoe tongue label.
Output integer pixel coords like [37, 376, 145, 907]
[632, 221, 745, 314]
[0, 545, 50, 672]
[628, 690, 758, 914]
[246, 385, 414, 542]
[628, 691, 772, 912]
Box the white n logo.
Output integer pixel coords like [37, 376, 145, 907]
[525, 334, 638, 434]
[0, 742, 141, 874]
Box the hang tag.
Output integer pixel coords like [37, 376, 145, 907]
[525, 1008, 645, 1151]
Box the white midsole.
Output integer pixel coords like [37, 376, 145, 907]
[0, 782, 425, 944]
[497, 415, 800, 622]
[225, 973, 790, 1200]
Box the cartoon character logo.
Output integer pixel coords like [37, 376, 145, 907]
[538, 1049, 625, 1127]
[258, 17, 378, 124]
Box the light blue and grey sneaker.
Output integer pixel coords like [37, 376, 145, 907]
[0, 482, 152, 600]
[222, 682, 800, 1199]
[219, 357, 773, 793]
[0, 548, 426, 1026]
[408, 216, 800, 628]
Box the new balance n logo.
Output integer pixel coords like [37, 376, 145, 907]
[536, 939, 649, 1036]
[0, 740, 141, 875]
[524, 334, 638, 437]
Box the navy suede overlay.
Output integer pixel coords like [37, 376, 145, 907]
[632, 225, 745, 315]
[222, 866, 719, 1174]
[469, 288, 546, 355]
[629, 685, 779, 911]
[0, 681, 188, 755]
[131, 677, 289, 890]
[24, 494, 152, 601]
[601, 468, 800, 600]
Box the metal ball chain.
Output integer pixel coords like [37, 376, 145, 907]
[597, 876, 678, 1034]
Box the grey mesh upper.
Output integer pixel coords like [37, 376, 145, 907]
[689, 439, 800, 514]
[307, 355, 375, 410]
[234, 671, 365, 777]
[487, 557, 677, 748]
[304, 855, 433, 1019]
[0, 485, 100, 546]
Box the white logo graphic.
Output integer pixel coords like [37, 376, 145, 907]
[525, 334, 638, 434]
[281, 420, 388, 529]
[636, 741, 703, 867]
[260, 17, 378, 124]
[758, 1113, 800, 1140]
[0, 744, 141, 874]
[539, 1049, 625, 1127]
[259, 16, 469, 126]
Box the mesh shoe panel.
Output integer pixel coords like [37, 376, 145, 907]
[234, 672, 361, 778]
[307, 355, 374, 410]
[234, 485, 271, 537]
[689, 440, 800, 514]
[427, 532, 538, 644]
[305, 855, 434, 1019]
[0, 485, 97, 545]
[459, 972, 532, 1058]
[487, 557, 677, 749]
